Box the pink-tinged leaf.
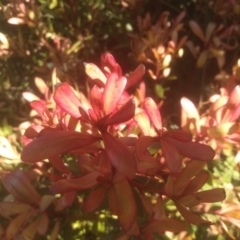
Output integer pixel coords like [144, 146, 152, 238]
[105, 98, 135, 125]
[183, 171, 209, 195]
[49, 220, 60, 240]
[177, 195, 200, 207]
[39, 195, 55, 212]
[194, 188, 226, 203]
[61, 191, 76, 208]
[126, 64, 145, 89]
[21, 128, 99, 162]
[228, 85, 240, 107]
[208, 122, 239, 138]
[167, 138, 215, 162]
[53, 82, 82, 118]
[30, 100, 52, 122]
[24, 125, 44, 139]
[175, 11, 186, 25]
[134, 109, 151, 135]
[90, 85, 103, 119]
[164, 130, 192, 142]
[103, 74, 126, 115]
[101, 53, 122, 76]
[83, 186, 108, 212]
[142, 218, 186, 235]
[114, 179, 137, 232]
[175, 202, 210, 225]
[84, 63, 107, 86]
[101, 52, 117, 69]
[49, 156, 70, 174]
[103, 133, 137, 179]
[0, 202, 32, 217]
[189, 20, 205, 42]
[6, 211, 30, 239]
[144, 98, 162, 131]
[2, 170, 41, 204]
[161, 138, 182, 173]
[38, 213, 49, 235]
[51, 171, 99, 194]
[174, 160, 205, 195]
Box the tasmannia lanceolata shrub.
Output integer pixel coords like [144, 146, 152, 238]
[0, 53, 226, 239]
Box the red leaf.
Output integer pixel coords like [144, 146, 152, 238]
[1, 170, 41, 204]
[90, 85, 103, 119]
[53, 82, 82, 118]
[103, 74, 126, 115]
[183, 171, 209, 195]
[21, 128, 99, 162]
[126, 64, 145, 89]
[194, 188, 226, 203]
[161, 138, 182, 173]
[175, 202, 210, 225]
[114, 179, 137, 232]
[82, 186, 108, 212]
[103, 133, 136, 179]
[48, 156, 70, 174]
[51, 171, 99, 194]
[167, 138, 215, 162]
[105, 98, 135, 125]
[144, 98, 162, 131]
[173, 160, 205, 194]
[164, 130, 192, 142]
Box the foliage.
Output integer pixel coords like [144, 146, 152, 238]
[0, 0, 240, 239]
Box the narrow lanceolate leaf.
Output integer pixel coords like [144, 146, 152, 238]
[21, 128, 99, 162]
[105, 98, 135, 125]
[174, 160, 205, 192]
[103, 133, 136, 179]
[126, 64, 145, 89]
[168, 138, 215, 162]
[2, 170, 41, 204]
[103, 74, 127, 115]
[51, 171, 99, 194]
[84, 63, 107, 86]
[114, 179, 137, 232]
[83, 186, 108, 212]
[90, 85, 103, 119]
[161, 138, 182, 173]
[189, 20, 205, 42]
[180, 97, 200, 120]
[194, 188, 226, 203]
[144, 98, 162, 131]
[53, 82, 82, 118]
[175, 202, 210, 225]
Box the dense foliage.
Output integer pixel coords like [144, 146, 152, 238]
[0, 0, 240, 239]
